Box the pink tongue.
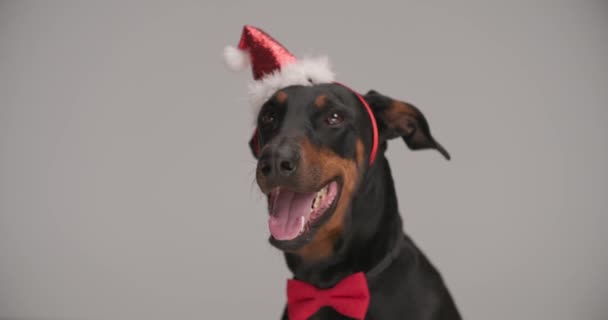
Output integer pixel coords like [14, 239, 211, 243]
[268, 189, 316, 240]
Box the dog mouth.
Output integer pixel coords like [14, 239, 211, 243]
[267, 180, 340, 242]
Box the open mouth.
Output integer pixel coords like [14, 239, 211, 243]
[267, 180, 340, 242]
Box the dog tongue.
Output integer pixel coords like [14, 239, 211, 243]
[268, 189, 316, 241]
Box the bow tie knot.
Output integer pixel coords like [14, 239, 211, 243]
[287, 272, 370, 320]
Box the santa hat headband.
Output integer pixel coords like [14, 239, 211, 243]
[224, 25, 378, 165]
[224, 25, 335, 110]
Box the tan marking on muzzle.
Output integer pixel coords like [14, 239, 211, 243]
[355, 139, 365, 169]
[296, 138, 361, 262]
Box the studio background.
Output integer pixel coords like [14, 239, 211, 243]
[1, 1, 607, 319]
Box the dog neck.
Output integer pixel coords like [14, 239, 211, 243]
[284, 153, 404, 288]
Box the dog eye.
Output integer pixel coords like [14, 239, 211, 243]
[260, 112, 275, 127]
[325, 112, 344, 126]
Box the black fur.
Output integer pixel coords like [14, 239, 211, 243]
[251, 83, 461, 320]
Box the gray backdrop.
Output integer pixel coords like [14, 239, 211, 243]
[1, 1, 607, 319]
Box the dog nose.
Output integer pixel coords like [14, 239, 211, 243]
[259, 158, 273, 177]
[278, 157, 297, 176]
[276, 144, 299, 176]
[258, 143, 299, 178]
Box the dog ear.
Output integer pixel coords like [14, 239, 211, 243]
[364, 90, 450, 160]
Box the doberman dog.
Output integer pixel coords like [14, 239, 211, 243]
[250, 83, 461, 319]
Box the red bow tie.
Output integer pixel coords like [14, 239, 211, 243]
[286, 272, 370, 320]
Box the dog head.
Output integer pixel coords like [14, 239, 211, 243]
[250, 83, 449, 260]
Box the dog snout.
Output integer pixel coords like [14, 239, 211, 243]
[258, 141, 300, 179]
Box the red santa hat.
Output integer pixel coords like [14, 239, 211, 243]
[224, 25, 335, 110]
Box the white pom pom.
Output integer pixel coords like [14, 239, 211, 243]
[223, 46, 249, 71]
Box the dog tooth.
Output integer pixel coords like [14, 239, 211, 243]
[300, 216, 306, 232]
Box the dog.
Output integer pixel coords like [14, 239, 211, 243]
[249, 83, 461, 319]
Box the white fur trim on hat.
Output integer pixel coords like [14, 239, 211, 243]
[223, 46, 250, 71]
[248, 56, 335, 112]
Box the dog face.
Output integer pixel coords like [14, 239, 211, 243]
[251, 83, 449, 260]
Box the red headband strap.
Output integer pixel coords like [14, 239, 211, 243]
[334, 82, 378, 165]
[251, 84, 378, 166]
